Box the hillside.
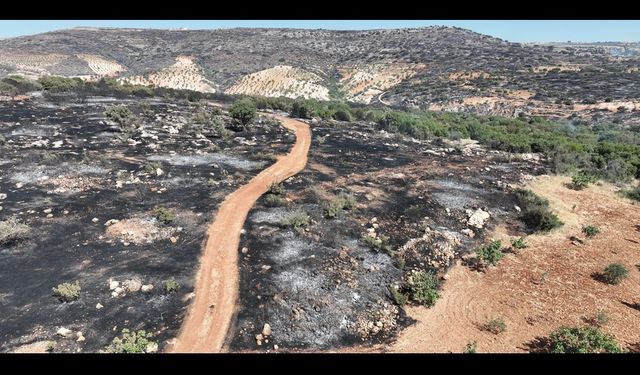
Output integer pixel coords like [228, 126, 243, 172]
[0, 26, 639, 123]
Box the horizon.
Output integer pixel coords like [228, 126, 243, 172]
[0, 20, 638, 43]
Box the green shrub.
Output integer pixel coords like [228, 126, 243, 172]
[52, 281, 81, 302]
[268, 182, 285, 195]
[0, 216, 31, 245]
[475, 240, 504, 266]
[409, 271, 440, 307]
[106, 329, 157, 353]
[0, 81, 18, 97]
[163, 277, 180, 294]
[280, 211, 311, 232]
[601, 263, 629, 285]
[625, 187, 640, 202]
[2, 75, 42, 93]
[388, 286, 407, 307]
[229, 98, 257, 126]
[362, 234, 394, 254]
[463, 341, 478, 353]
[104, 105, 135, 129]
[548, 326, 622, 353]
[511, 236, 528, 249]
[154, 207, 174, 225]
[323, 193, 356, 219]
[582, 225, 601, 238]
[38, 76, 82, 92]
[484, 318, 507, 334]
[264, 194, 287, 207]
[572, 171, 598, 190]
[514, 189, 563, 232]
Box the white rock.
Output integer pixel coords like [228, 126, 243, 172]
[461, 228, 475, 238]
[371, 217, 377, 223]
[104, 219, 119, 226]
[16, 182, 24, 188]
[109, 281, 119, 290]
[91, 217, 99, 223]
[255, 333, 264, 341]
[141, 284, 154, 293]
[46, 214, 53, 218]
[0, 193, 6, 200]
[96, 303, 103, 309]
[241, 247, 249, 254]
[123, 278, 142, 293]
[43, 208, 52, 214]
[262, 323, 272, 336]
[114, 287, 124, 294]
[514, 205, 521, 213]
[111, 291, 119, 298]
[56, 327, 73, 337]
[467, 209, 490, 229]
[156, 168, 164, 177]
[274, 345, 279, 350]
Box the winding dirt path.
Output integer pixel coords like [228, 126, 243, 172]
[169, 114, 311, 353]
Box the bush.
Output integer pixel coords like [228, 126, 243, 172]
[475, 240, 503, 266]
[582, 225, 600, 238]
[511, 236, 527, 249]
[104, 105, 135, 129]
[362, 234, 394, 254]
[625, 187, 640, 202]
[585, 310, 610, 328]
[280, 211, 311, 232]
[409, 271, 440, 307]
[0, 217, 31, 245]
[484, 318, 507, 334]
[52, 281, 81, 302]
[268, 182, 285, 195]
[514, 189, 563, 232]
[154, 207, 174, 225]
[106, 329, 157, 353]
[601, 263, 629, 285]
[290, 98, 315, 119]
[572, 171, 598, 190]
[463, 341, 478, 353]
[2, 75, 42, 93]
[0, 81, 18, 97]
[163, 277, 180, 294]
[229, 98, 257, 126]
[38, 76, 81, 92]
[389, 286, 408, 307]
[264, 194, 287, 207]
[323, 193, 356, 219]
[548, 326, 622, 353]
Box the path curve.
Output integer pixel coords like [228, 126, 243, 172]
[169, 114, 311, 353]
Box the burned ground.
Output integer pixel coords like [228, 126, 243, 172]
[0, 95, 290, 352]
[229, 118, 546, 351]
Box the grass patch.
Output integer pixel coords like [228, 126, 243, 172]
[511, 236, 528, 249]
[582, 225, 601, 238]
[463, 341, 477, 353]
[52, 281, 81, 302]
[264, 194, 287, 207]
[268, 182, 285, 195]
[475, 240, 504, 267]
[600, 263, 629, 285]
[388, 286, 408, 307]
[362, 234, 394, 254]
[0, 216, 31, 246]
[163, 277, 180, 294]
[323, 193, 356, 219]
[484, 317, 507, 334]
[280, 211, 311, 234]
[153, 207, 174, 225]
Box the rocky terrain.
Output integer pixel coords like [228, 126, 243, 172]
[1, 27, 638, 124]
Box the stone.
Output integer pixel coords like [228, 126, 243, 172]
[123, 278, 142, 293]
[372, 223, 379, 229]
[371, 217, 377, 223]
[77, 335, 85, 343]
[261, 265, 272, 271]
[241, 247, 249, 254]
[141, 284, 154, 293]
[467, 208, 490, 228]
[114, 287, 124, 295]
[461, 228, 475, 238]
[104, 219, 119, 226]
[514, 205, 521, 213]
[255, 333, 264, 341]
[0, 193, 6, 200]
[56, 327, 73, 338]
[111, 291, 119, 298]
[16, 182, 24, 188]
[92, 217, 99, 223]
[43, 208, 52, 214]
[156, 168, 164, 177]
[274, 345, 279, 350]
[46, 214, 53, 218]
[262, 323, 272, 337]
[169, 236, 178, 244]
[256, 340, 262, 346]
[109, 281, 119, 290]
[145, 343, 159, 353]
[96, 303, 103, 310]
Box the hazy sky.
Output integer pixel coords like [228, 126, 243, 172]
[0, 20, 638, 43]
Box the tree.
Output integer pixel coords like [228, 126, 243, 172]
[229, 98, 257, 126]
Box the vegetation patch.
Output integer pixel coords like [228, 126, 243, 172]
[511, 236, 527, 249]
[153, 207, 174, 225]
[52, 281, 81, 302]
[0, 217, 31, 246]
[514, 189, 563, 232]
[599, 263, 629, 285]
[475, 240, 504, 267]
[484, 317, 507, 334]
[409, 270, 440, 307]
[547, 326, 622, 353]
[105, 329, 157, 353]
[582, 225, 601, 238]
[163, 277, 180, 294]
[323, 193, 356, 219]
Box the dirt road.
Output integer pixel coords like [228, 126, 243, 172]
[169, 114, 311, 353]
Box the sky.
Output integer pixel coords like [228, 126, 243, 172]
[0, 20, 638, 43]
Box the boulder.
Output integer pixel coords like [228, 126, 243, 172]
[56, 327, 73, 338]
[109, 281, 119, 290]
[262, 323, 272, 337]
[123, 278, 142, 293]
[141, 284, 154, 293]
[467, 208, 490, 228]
